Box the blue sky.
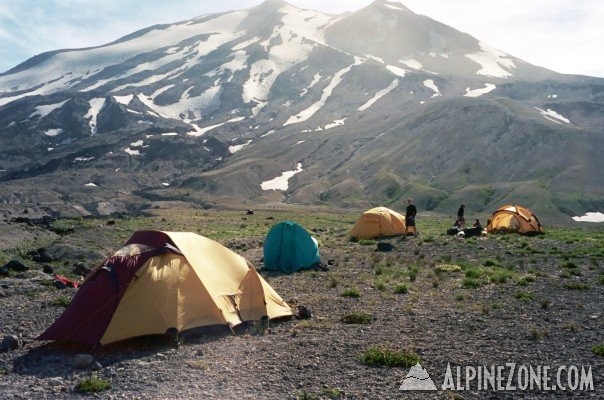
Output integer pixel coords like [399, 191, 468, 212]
[1, 0, 603, 77]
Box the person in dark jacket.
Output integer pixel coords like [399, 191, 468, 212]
[457, 204, 466, 228]
[405, 198, 418, 237]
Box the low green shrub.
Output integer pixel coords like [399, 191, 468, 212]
[393, 284, 409, 294]
[76, 377, 111, 393]
[341, 288, 360, 298]
[50, 296, 71, 307]
[515, 290, 534, 301]
[341, 312, 373, 325]
[564, 283, 590, 291]
[463, 278, 481, 288]
[359, 346, 419, 368]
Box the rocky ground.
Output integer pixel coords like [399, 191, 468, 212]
[0, 205, 602, 399]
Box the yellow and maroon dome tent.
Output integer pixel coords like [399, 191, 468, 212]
[39, 230, 292, 346]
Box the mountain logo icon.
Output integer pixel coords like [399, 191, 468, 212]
[399, 363, 437, 391]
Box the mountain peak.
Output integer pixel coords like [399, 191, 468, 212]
[367, 0, 413, 13]
[256, 0, 289, 9]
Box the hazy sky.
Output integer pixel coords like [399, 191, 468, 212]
[1, 0, 603, 77]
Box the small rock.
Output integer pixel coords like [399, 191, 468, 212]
[377, 242, 395, 252]
[72, 354, 94, 369]
[3, 260, 29, 272]
[72, 262, 91, 277]
[28, 248, 53, 263]
[1, 335, 20, 352]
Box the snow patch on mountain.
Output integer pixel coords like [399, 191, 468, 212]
[572, 212, 604, 223]
[324, 118, 347, 130]
[125, 147, 141, 156]
[261, 162, 303, 191]
[186, 116, 245, 137]
[464, 83, 496, 97]
[205, 50, 248, 81]
[384, 3, 405, 11]
[535, 107, 570, 124]
[84, 98, 106, 135]
[358, 79, 399, 111]
[44, 128, 63, 137]
[386, 65, 406, 77]
[423, 79, 441, 98]
[465, 42, 515, 78]
[113, 94, 134, 105]
[138, 85, 221, 120]
[284, 59, 363, 126]
[399, 59, 422, 70]
[229, 140, 252, 153]
[300, 73, 322, 97]
[30, 100, 69, 119]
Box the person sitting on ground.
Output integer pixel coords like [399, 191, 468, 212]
[463, 219, 482, 238]
[447, 220, 462, 236]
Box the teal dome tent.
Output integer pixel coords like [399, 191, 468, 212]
[263, 221, 320, 272]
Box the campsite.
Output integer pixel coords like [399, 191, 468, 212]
[0, 204, 602, 399]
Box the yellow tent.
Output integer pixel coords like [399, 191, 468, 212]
[486, 205, 543, 235]
[39, 231, 292, 346]
[349, 207, 410, 239]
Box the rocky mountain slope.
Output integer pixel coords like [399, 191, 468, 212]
[0, 0, 602, 220]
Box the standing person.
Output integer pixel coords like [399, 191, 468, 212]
[405, 198, 418, 238]
[457, 204, 466, 228]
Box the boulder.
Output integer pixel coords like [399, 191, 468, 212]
[72, 354, 95, 369]
[2, 260, 29, 272]
[1, 335, 20, 352]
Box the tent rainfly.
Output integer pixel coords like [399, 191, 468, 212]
[263, 221, 320, 272]
[349, 206, 412, 239]
[38, 230, 292, 346]
[486, 205, 543, 235]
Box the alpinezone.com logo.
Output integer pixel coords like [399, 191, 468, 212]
[400, 363, 595, 392]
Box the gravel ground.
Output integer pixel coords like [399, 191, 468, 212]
[0, 212, 602, 399]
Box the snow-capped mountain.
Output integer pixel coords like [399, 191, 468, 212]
[0, 0, 602, 218]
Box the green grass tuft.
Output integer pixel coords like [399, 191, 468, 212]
[515, 290, 535, 301]
[76, 376, 111, 393]
[592, 344, 604, 357]
[563, 283, 590, 291]
[341, 312, 373, 325]
[393, 284, 409, 294]
[359, 346, 419, 368]
[341, 288, 361, 298]
[463, 277, 481, 288]
[50, 296, 71, 307]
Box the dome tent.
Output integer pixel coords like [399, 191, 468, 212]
[349, 206, 411, 239]
[39, 230, 292, 346]
[263, 221, 320, 272]
[486, 205, 543, 235]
